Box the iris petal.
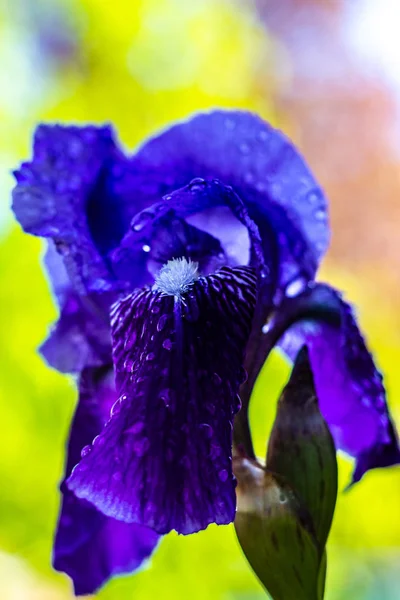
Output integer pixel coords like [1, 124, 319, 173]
[271, 284, 400, 481]
[131, 110, 329, 292]
[40, 243, 112, 373]
[54, 367, 159, 596]
[67, 265, 257, 534]
[12, 124, 121, 293]
[113, 178, 266, 289]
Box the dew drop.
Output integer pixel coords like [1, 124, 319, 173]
[151, 304, 160, 314]
[258, 130, 268, 141]
[262, 322, 271, 334]
[112, 471, 123, 481]
[146, 352, 155, 361]
[142, 244, 151, 253]
[163, 338, 173, 351]
[200, 423, 213, 438]
[159, 388, 172, 406]
[132, 211, 153, 232]
[315, 209, 326, 221]
[286, 278, 306, 298]
[240, 142, 250, 154]
[110, 399, 122, 416]
[188, 177, 206, 192]
[157, 314, 168, 332]
[238, 367, 247, 384]
[308, 192, 320, 205]
[92, 435, 104, 447]
[212, 372, 222, 386]
[218, 469, 229, 482]
[124, 331, 137, 351]
[80, 445, 92, 458]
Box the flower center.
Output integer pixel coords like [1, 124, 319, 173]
[153, 257, 199, 298]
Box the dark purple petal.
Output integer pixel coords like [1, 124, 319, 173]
[12, 124, 122, 293]
[67, 265, 257, 534]
[54, 367, 159, 596]
[129, 110, 329, 294]
[40, 243, 113, 373]
[112, 178, 266, 291]
[271, 284, 400, 481]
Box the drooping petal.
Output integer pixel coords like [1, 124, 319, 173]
[67, 265, 257, 534]
[129, 110, 329, 294]
[40, 243, 112, 373]
[269, 283, 400, 482]
[54, 367, 159, 596]
[12, 124, 124, 293]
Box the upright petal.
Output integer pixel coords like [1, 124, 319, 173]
[54, 367, 159, 596]
[12, 124, 122, 293]
[130, 110, 329, 294]
[269, 284, 400, 482]
[112, 178, 266, 291]
[67, 264, 257, 534]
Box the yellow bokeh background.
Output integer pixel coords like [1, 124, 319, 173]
[0, 1, 399, 599]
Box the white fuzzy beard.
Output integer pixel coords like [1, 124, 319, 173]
[153, 257, 199, 298]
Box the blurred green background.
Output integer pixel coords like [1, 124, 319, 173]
[1, 0, 400, 598]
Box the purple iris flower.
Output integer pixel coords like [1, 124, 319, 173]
[12, 110, 399, 594]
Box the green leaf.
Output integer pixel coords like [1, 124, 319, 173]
[266, 347, 338, 550]
[234, 457, 321, 600]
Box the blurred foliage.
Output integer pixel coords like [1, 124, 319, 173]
[0, 0, 400, 599]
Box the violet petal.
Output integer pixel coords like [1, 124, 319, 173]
[12, 124, 121, 293]
[67, 265, 257, 534]
[274, 284, 400, 481]
[54, 367, 159, 595]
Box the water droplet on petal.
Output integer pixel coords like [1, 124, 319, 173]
[80, 445, 92, 458]
[159, 388, 172, 407]
[124, 331, 137, 351]
[212, 372, 222, 386]
[258, 130, 268, 142]
[132, 211, 153, 232]
[110, 399, 122, 416]
[151, 304, 160, 314]
[286, 278, 306, 298]
[262, 322, 271, 334]
[309, 191, 320, 205]
[142, 244, 151, 252]
[200, 423, 213, 438]
[92, 435, 104, 447]
[157, 314, 168, 332]
[218, 469, 229, 482]
[188, 177, 206, 192]
[163, 338, 173, 351]
[315, 208, 326, 221]
[240, 142, 250, 154]
[146, 352, 155, 361]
